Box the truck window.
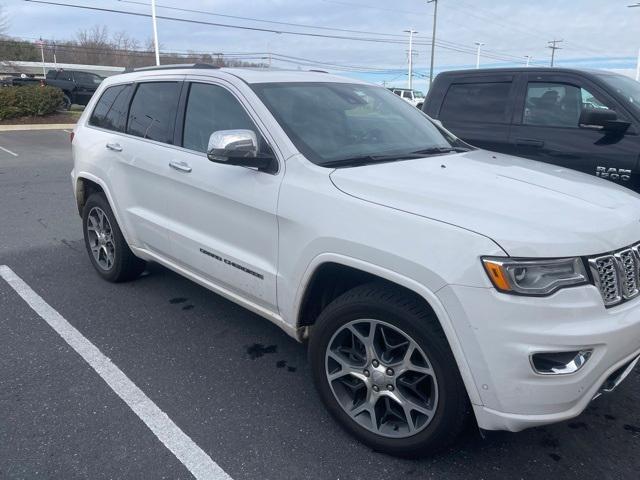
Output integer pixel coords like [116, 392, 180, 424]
[56, 70, 73, 81]
[523, 82, 611, 128]
[440, 82, 511, 123]
[89, 84, 133, 133]
[182, 83, 256, 153]
[127, 82, 180, 144]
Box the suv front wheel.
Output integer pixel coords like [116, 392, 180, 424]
[309, 283, 470, 457]
[82, 192, 146, 282]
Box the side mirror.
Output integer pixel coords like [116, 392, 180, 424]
[207, 129, 277, 173]
[579, 108, 630, 134]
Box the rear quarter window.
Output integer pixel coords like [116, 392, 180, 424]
[89, 84, 133, 133]
[439, 81, 512, 124]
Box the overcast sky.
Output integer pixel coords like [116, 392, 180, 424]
[2, 0, 639, 87]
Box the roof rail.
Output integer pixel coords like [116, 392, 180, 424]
[124, 63, 221, 73]
[308, 69, 328, 73]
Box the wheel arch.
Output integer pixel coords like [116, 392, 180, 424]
[74, 173, 134, 246]
[294, 254, 482, 405]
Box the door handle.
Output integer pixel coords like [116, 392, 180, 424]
[105, 142, 122, 152]
[515, 138, 544, 148]
[169, 161, 192, 173]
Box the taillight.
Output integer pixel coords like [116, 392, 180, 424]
[70, 131, 75, 143]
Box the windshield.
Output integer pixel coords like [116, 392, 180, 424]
[252, 82, 457, 166]
[597, 74, 640, 116]
[414, 90, 425, 99]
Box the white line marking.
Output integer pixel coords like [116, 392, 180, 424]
[63, 129, 72, 133]
[0, 145, 18, 157]
[0, 265, 233, 480]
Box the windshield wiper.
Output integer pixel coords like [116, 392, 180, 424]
[410, 146, 471, 155]
[320, 153, 426, 168]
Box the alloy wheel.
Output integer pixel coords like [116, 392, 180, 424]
[86, 206, 116, 270]
[325, 319, 438, 438]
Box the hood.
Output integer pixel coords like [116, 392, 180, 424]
[330, 149, 640, 257]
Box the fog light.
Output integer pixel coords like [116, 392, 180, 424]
[530, 350, 592, 375]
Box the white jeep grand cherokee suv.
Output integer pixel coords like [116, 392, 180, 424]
[71, 64, 640, 457]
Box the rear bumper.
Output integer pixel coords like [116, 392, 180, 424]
[437, 284, 640, 432]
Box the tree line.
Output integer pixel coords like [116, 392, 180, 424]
[0, 24, 261, 70]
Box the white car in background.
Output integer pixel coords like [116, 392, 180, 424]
[71, 64, 640, 457]
[389, 87, 425, 108]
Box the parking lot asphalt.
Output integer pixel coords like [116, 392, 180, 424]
[1, 130, 640, 480]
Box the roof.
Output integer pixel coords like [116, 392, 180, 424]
[103, 64, 367, 85]
[436, 67, 622, 78]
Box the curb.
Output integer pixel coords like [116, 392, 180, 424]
[0, 124, 76, 132]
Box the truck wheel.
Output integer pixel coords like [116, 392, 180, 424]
[309, 282, 470, 457]
[61, 94, 72, 110]
[416, 103, 423, 110]
[82, 192, 146, 282]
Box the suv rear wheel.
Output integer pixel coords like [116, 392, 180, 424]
[308, 282, 470, 457]
[82, 192, 146, 282]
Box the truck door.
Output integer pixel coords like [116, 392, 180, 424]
[509, 72, 640, 191]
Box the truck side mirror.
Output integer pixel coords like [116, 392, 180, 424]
[579, 108, 630, 134]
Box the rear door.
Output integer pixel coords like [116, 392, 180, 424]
[162, 78, 283, 311]
[109, 78, 183, 257]
[509, 72, 640, 190]
[433, 74, 517, 152]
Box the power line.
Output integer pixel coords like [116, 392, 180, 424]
[23, 0, 538, 66]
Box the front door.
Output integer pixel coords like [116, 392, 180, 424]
[164, 80, 282, 312]
[509, 73, 640, 191]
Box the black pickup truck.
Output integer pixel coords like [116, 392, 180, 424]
[422, 68, 640, 192]
[10, 69, 103, 109]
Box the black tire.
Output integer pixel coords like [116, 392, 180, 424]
[416, 103, 423, 110]
[61, 94, 72, 110]
[308, 282, 470, 457]
[82, 192, 146, 282]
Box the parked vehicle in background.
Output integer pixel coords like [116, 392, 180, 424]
[10, 69, 103, 109]
[389, 87, 425, 109]
[423, 68, 640, 193]
[72, 65, 640, 457]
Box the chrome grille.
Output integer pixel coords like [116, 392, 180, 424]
[589, 243, 640, 307]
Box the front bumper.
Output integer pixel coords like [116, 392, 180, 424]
[437, 283, 640, 432]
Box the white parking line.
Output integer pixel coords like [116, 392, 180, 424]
[0, 265, 233, 480]
[63, 129, 72, 133]
[0, 145, 18, 157]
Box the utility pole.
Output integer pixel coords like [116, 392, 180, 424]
[151, 0, 160, 65]
[404, 29, 418, 90]
[474, 42, 485, 69]
[36, 38, 46, 77]
[629, 3, 640, 80]
[547, 39, 563, 67]
[524, 55, 532, 67]
[52, 41, 57, 70]
[427, 0, 438, 89]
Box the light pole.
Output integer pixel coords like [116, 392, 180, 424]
[404, 29, 418, 90]
[474, 42, 484, 69]
[36, 38, 46, 77]
[629, 3, 640, 80]
[427, 0, 438, 88]
[151, 0, 160, 65]
[524, 55, 532, 67]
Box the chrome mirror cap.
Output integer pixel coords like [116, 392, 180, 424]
[207, 129, 258, 162]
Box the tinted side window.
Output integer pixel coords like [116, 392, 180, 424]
[127, 82, 181, 144]
[183, 83, 256, 153]
[440, 82, 511, 123]
[56, 70, 73, 81]
[89, 84, 132, 132]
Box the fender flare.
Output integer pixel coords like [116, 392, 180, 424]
[293, 253, 482, 405]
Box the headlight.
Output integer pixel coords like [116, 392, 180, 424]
[482, 257, 588, 296]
